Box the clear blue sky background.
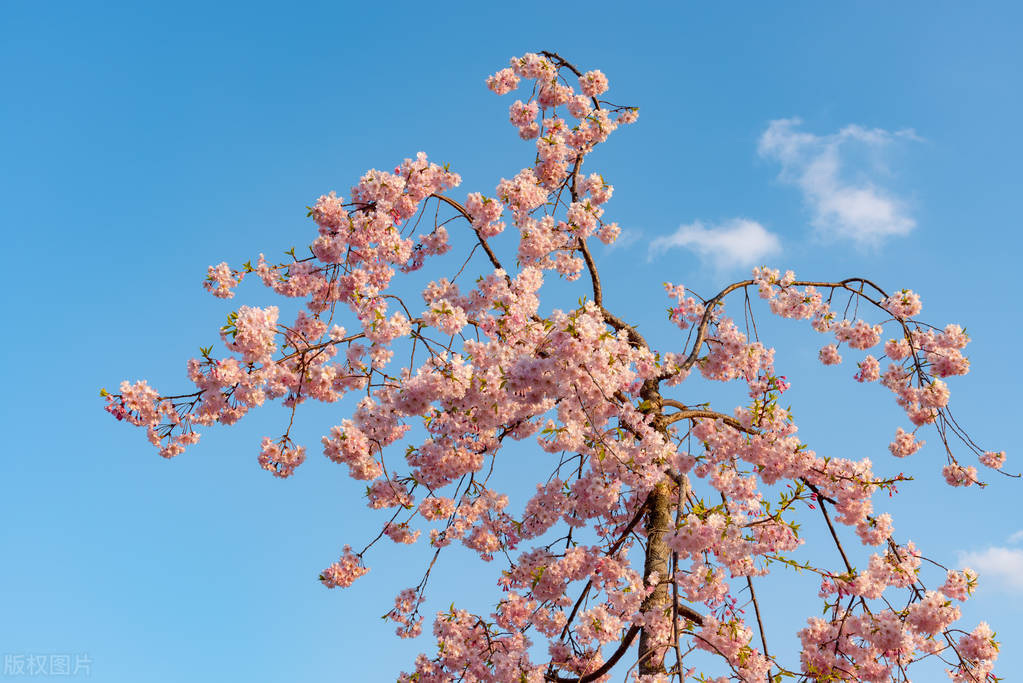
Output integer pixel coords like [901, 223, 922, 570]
[2, 2, 1021, 681]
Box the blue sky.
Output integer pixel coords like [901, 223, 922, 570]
[2, 1, 1021, 680]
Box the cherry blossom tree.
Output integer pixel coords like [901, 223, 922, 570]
[103, 51, 1010, 682]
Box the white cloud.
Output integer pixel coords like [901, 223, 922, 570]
[648, 218, 781, 270]
[758, 118, 919, 246]
[1008, 530, 1023, 544]
[958, 546, 1023, 593]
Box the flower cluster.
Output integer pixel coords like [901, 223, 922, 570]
[319, 546, 368, 589]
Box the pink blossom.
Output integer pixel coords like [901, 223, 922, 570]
[884, 337, 911, 360]
[508, 100, 538, 127]
[889, 427, 924, 457]
[855, 512, 893, 546]
[819, 344, 842, 365]
[310, 190, 348, 230]
[203, 262, 242, 299]
[320, 545, 369, 589]
[486, 67, 519, 95]
[384, 522, 421, 545]
[566, 94, 592, 119]
[834, 319, 882, 350]
[596, 221, 620, 245]
[578, 69, 609, 97]
[943, 463, 978, 487]
[979, 450, 1006, 469]
[258, 437, 306, 478]
[941, 568, 977, 601]
[882, 289, 923, 318]
[616, 108, 639, 125]
[906, 590, 960, 635]
[224, 305, 279, 364]
[854, 355, 880, 382]
[957, 621, 999, 662]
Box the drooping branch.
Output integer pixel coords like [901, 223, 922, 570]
[674, 280, 752, 375]
[430, 193, 506, 273]
[546, 625, 640, 683]
[803, 480, 854, 574]
[746, 575, 770, 662]
[538, 50, 602, 111]
[557, 496, 651, 642]
[665, 277, 896, 381]
[578, 237, 603, 307]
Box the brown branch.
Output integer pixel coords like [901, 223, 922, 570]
[430, 193, 506, 273]
[609, 498, 651, 556]
[546, 625, 640, 683]
[675, 280, 752, 375]
[558, 497, 651, 640]
[673, 601, 704, 626]
[538, 50, 602, 111]
[746, 575, 770, 662]
[600, 306, 649, 349]
[663, 277, 896, 381]
[663, 408, 756, 435]
[578, 237, 602, 307]
[806, 481, 855, 574]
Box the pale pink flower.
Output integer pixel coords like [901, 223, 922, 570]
[979, 450, 1006, 469]
[884, 337, 911, 360]
[854, 355, 880, 382]
[957, 621, 999, 661]
[942, 463, 978, 487]
[203, 262, 242, 299]
[258, 437, 306, 478]
[941, 568, 977, 601]
[889, 427, 924, 457]
[578, 69, 609, 97]
[320, 545, 368, 588]
[819, 344, 842, 365]
[486, 68, 519, 95]
[882, 289, 923, 318]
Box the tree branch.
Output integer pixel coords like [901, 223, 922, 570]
[430, 193, 506, 273]
[578, 237, 602, 307]
[546, 625, 640, 683]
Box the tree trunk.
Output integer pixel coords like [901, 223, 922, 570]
[637, 383, 672, 676]
[637, 478, 672, 675]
